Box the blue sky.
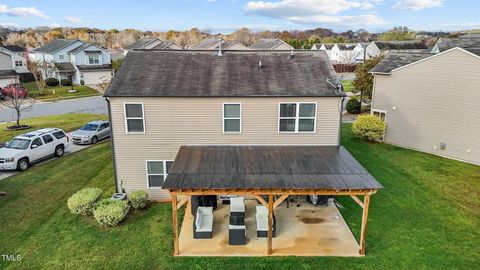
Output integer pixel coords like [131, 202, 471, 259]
[1, 0, 479, 33]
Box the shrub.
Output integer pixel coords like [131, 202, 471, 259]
[80, 79, 85, 85]
[93, 199, 130, 227]
[129, 190, 149, 209]
[67, 187, 103, 215]
[60, 79, 72, 86]
[352, 114, 386, 142]
[45, 77, 59, 86]
[346, 97, 361, 114]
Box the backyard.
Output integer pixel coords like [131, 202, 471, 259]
[23, 82, 100, 101]
[0, 124, 478, 269]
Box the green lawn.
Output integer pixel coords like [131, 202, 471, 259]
[0, 114, 108, 142]
[341, 80, 355, 92]
[24, 82, 100, 101]
[0, 124, 479, 269]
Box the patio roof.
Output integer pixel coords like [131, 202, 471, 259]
[162, 145, 383, 191]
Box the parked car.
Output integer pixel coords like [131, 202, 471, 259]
[0, 128, 70, 171]
[72, 121, 110, 145]
[2, 83, 28, 98]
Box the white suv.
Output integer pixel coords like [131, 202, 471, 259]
[0, 128, 70, 171]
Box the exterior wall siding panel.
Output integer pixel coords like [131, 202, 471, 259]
[372, 49, 480, 165]
[110, 96, 342, 200]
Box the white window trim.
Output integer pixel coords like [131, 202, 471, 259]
[124, 102, 145, 134]
[145, 160, 173, 189]
[372, 109, 387, 123]
[86, 53, 102, 65]
[278, 102, 317, 133]
[222, 102, 242, 134]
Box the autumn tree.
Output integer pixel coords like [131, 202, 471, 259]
[353, 56, 384, 102]
[0, 84, 34, 128]
[27, 60, 56, 96]
[380, 26, 414, 41]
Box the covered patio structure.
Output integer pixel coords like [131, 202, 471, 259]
[162, 145, 383, 256]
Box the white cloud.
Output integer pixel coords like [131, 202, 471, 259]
[50, 22, 61, 28]
[0, 22, 19, 28]
[0, 4, 49, 19]
[243, 0, 387, 26]
[394, 0, 443, 11]
[64, 16, 82, 24]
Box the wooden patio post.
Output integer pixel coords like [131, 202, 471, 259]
[359, 194, 371, 255]
[267, 194, 274, 255]
[171, 194, 179, 256]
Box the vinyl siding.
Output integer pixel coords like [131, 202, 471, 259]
[110, 96, 343, 200]
[372, 48, 480, 165]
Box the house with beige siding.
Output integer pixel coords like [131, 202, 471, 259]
[104, 50, 347, 201]
[370, 47, 480, 165]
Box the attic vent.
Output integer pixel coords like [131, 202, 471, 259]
[217, 39, 223, 57]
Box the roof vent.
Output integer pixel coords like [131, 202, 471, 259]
[258, 61, 262, 69]
[289, 50, 295, 59]
[217, 39, 223, 57]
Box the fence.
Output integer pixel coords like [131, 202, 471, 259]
[333, 64, 357, 73]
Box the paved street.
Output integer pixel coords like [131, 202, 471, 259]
[0, 96, 107, 122]
[0, 134, 109, 181]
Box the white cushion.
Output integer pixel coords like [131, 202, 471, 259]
[195, 207, 213, 232]
[256, 206, 269, 231]
[230, 197, 245, 212]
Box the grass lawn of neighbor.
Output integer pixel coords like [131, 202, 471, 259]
[0, 124, 479, 269]
[0, 114, 108, 142]
[24, 82, 100, 101]
[341, 80, 355, 92]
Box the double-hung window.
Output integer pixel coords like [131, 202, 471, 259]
[88, 54, 100, 65]
[124, 103, 145, 133]
[223, 103, 241, 133]
[58, 54, 64, 60]
[146, 160, 174, 188]
[278, 102, 316, 133]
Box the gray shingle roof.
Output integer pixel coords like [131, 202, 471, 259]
[33, 39, 81, 53]
[68, 43, 105, 54]
[150, 40, 178, 49]
[0, 45, 26, 52]
[105, 50, 343, 97]
[337, 44, 357, 50]
[189, 38, 221, 49]
[125, 38, 158, 50]
[163, 146, 383, 191]
[77, 64, 112, 71]
[436, 38, 480, 52]
[465, 47, 480, 57]
[0, 70, 18, 77]
[250, 39, 293, 50]
[55, 62, 75, 71]
[374, 40, 428, 50]
[370, 52, 434, 74]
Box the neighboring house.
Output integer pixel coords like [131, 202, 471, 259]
[124, 38, 183, 55]
[0, 46, 30, 87]
[188, 38, 249, 50]
[0, 46, 28, 74]
[104, 50, 345, 200]
[249, 38, 294, 50]
[431, 36, 480, 53]
[32, 39, 113, 85]
[365, 40, 428, 59]
[312, 43, 365, 63]
[370, 47, 480, 165]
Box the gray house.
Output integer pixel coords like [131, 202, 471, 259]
[249, 38, 294, 50]
[365, 40, 428, 59]
[124, 38, 183, 54]
[370, 47, 480, 165]
[188, 38, 249, 50]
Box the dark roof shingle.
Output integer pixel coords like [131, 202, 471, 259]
[104, 50, 343, 97]
[33, 39, 81, 53]
[370, 52, 434, 74]
[125, 38, 158, 50]
[250, 39, 293, 50]
[374, 40, 428, 50]
[162, 146, 383, 190]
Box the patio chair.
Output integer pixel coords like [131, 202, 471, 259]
[229, 224, 247, 245]
[230, 197, 245, 218]
[193, 206, 213, 239]
[255, 205, 276, 238]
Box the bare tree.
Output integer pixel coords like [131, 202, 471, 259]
[27, 59, 56, 96]
[1, 85, 34, 128]
[95, 76, 111, 94]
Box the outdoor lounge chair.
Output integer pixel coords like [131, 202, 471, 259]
[255, 205, 276, 238]
[229, 224, 247, 245]
[230, 197, 245, 217]
[193, 206, 213, 239]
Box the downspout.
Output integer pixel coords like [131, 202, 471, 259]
[338, 97, 345, 146]
[106, 97, 120, 193]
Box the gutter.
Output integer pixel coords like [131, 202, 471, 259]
[106, 97, 120, 193]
